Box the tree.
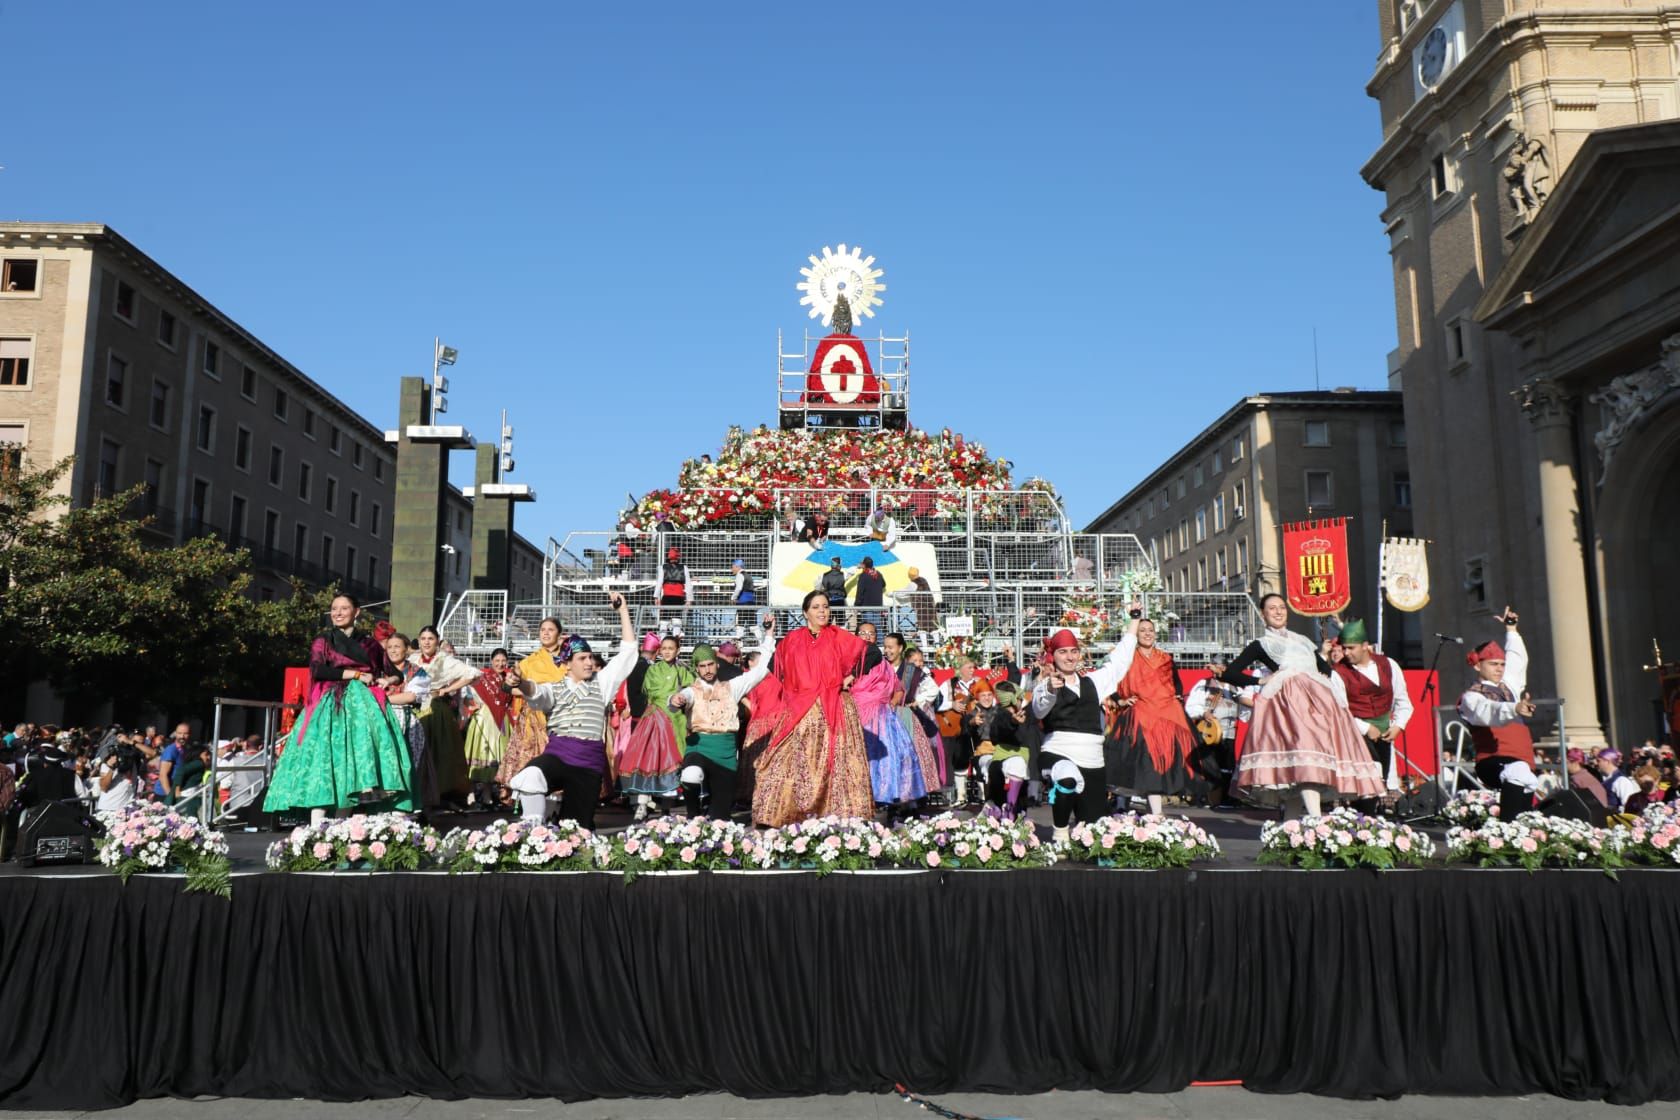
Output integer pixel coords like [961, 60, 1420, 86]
[0, 457, 343, 722]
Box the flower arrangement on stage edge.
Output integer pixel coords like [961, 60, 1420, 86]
[610, 815, 755, 876]
[1445, 811, 1627, 875]
[741, 816, 904, 873]
[1441, 789, 1501, 828]
[265, 812, 442, 872]
[97, 802, 231, 898]
[894, 811, 1058, 870]
[440, 818, 611, 873]
[1623, 805, 1680, 867]
[1060, 813, 1223, 869]
[1259, 808, 1436, 870]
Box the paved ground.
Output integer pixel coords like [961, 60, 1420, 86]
[5, 1090, 1675, 1119]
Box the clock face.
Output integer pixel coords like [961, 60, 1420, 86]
[1419, 27, 1448, 86]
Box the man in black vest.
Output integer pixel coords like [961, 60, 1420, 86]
[1031, 625, 1132, 843]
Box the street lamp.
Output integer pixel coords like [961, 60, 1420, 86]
[433, 338, 458, 420]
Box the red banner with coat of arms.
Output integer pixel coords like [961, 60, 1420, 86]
[1283, 518, 1352, 616]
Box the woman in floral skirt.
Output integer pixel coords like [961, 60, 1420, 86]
[615, 634, 695, 820]
[264, 594, 414, 821]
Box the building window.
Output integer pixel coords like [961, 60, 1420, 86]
[297, 461, 312, 501]
[0, 338, 32, 387]
[1303, 420, 1330, 447]
[1464, 554, 1488, 610]
[303, 408, 316, 438]
[374, 458, 384, 481]
[1215, 547, 1228, 584]
[190, 479, 210, 532]
[352, 443, 364, 469]
[456, 510, 466, 532]
[370, 502, 382, 537]
[1194, 508, 1207, 543]
[1180, 566, 1189, 593]
[349, 490, 360, 526]
[1196, 556, 1208, 591]
[1389, 421, 1408, 447]
[235, 426, 252, 472]
[114, 279, 136, 322]
[1163, 532, 1174, 561]
[1235, 537, 1248, 574]
[324, 476, 338, 514]
[97, 438, 121, 496]
[1232, 479, 1247, 519]
[1232, 436, 1245, 460]
[1193, 463, 1204, 488]
[346, 544, 357, 583]
[240, 364, 256, 400]
[1394, 472, 1413, 509]
[264, 509, 280, 550]
[1445, 319, 1468, 367]
[199, 340, 218, 378]
[1305, 469, 1334, 508]
[149, 380, 170, 430]
[367, 555, 379, 589]
[329, 426, 341, 454]
[105, 354, 128, 408]
[1145, 498, 1154, 520]
[142, 458, 164, 513]
[321, 534, 333, 573]
[196, 405, 216, 453]
[273, 387, 289, 421]
[454, 549, 463, 577]
[1213, 493, 1226, 532]
[157, 310, 177, 349]
[294, 524, 307, 563]
[1431, 151, 1456, 200]
[1212, 448, 1222, 473]
[1178, 519, 1189, 549]
[1, 259, 39, 292]
[268, 445, 284, 487]
[1175, 477, 1187, 500]
[229, 494, 247, 540]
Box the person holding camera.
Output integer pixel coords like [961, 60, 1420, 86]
[92, 743, 142, 815]
[1457, 606, 1541, 823]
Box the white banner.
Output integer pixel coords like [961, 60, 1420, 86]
[1381, 537, 1430, 613]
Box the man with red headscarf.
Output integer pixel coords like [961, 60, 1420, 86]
[1457, 606, 1540, 822]
[1032, 613, 1135, 843]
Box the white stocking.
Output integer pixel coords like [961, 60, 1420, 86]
[519, 792, 548, 821]
[1300, 788, 1322, 817]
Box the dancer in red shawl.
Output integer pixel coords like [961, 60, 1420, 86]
[1105, 614, 1196, 815]
[750, 589, 875, 825]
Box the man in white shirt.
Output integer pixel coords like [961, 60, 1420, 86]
[1329, 619, 1413, 796]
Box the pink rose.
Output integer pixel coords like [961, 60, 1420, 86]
[1488, 837, 1505, 851]
[868, 843, 883, 858]
[1520, 839, 1538, 853]
[1395, 835, 1412, 853]
[369, 841, 388, 859]
[645, 843, 664, 860]
[953, 842, 971, 857]
[1011, 842, 1027, 858]
[312, 842, 332, 860]
[680, 846, 697, 863]
[557, 841, 575, 857]
[926, 851, 941, 867]
[348, 823, 367, 842]
[502, 830, 519, 845]
[625, 839, 640, 854]
[346, 843, 363, 861]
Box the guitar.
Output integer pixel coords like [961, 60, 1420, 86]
[937, 688, 972, 738]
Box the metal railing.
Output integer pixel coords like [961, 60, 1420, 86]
[197, 697, 299, 828]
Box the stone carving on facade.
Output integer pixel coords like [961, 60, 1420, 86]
[1503, 133, 1553, 225]
[1586, 333, 1680, 482]
[1513, 376, 1574, 427]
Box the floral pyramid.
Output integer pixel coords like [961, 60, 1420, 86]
[633, 425, 1056, 529]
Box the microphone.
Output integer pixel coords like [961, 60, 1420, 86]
[1435, 633, 1464, 645]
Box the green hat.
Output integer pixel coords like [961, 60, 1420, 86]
[1339, 619, 1369, 645]
[692, 644, 716, 665]
[993, 681, 1023, 707]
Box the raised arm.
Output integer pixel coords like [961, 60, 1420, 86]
[1220, 641, 1277, 687]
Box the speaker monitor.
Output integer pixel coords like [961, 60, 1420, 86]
[18, 800, 101, 866]
[1538, 787, 1609, 828]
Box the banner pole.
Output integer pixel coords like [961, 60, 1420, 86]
[1378, 519, 1388, 652]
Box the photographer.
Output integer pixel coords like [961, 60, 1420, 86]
[91, 742, 143, 815]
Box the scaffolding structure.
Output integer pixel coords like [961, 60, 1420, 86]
[437, 489, 1263, 667]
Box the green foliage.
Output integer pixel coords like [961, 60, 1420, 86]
[0, 457, 339, 720]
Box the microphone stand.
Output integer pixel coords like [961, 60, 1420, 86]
[1399, 635, 1453, 824]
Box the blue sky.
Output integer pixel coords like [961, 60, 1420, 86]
[0, 1, 1393, 540]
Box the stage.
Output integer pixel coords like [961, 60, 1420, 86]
[4, 842, 1680, 1109]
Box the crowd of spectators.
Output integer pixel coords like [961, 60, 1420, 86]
[1563, 740, 1677, 817]
[0, 721, 272, 860]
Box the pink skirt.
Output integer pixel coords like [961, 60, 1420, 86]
[1234, 671, 1384, 805]
[615, 706, 682, 796]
